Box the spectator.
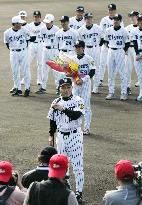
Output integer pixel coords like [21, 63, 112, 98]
[0, 161, 26, 205]
[102, 160, 142, 205]
[23, 154, 78, 205]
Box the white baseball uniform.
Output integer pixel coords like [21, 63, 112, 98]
[72, 54, 96, 131]
[78, 24, 103, 90]
[41, 25, 59, 89]
[104, 26, 129, 95]
[28, 22, 46, 85]
[4, 27, 30, 90]
[132, 27, 142, 98]
[69, 16, 85, 30]
[48, 95, 85, 192]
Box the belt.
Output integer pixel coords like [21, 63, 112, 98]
[129, 45, 134, 47]
[86, 45, 98, 48]
[110, 47, 121, 50]
[11, 48, 25, 52]
[46, 46, 57, 49]
[59, 49, 71, 52]
[33, 41, 42, 43]
[138, 49, 142, 52]
[60, 129, 77, 136]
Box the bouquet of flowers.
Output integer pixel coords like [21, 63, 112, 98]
[46, 53, 79, 82]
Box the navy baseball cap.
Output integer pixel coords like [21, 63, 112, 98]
[137, 14, 142, 21]
[59, 78, 72, 87]
[76, 6, 84, 12]
[108, 4, 116, 10]
[128, 11, 139, 17]
[75, 40, 85, 48]
[113, 14, 122, 21]
[60, 16, 69, 22]
[84, 12, 93, 19]
[33, 11, 41, 16]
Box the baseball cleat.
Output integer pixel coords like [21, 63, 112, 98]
[135, 96, 142, 102]
[20, 78, 24, 85]
[10, 87, 17, 93]
[92, 87, 99, 94]
[76, 191, 82, 204]
[120, 94, 128, 101]
[83, 129, 90, 135]
[135, 81, 140, 87]
[105, 93, 115, 100]
[127, 87, 132, 95]
[11, 89, 22, 96]
[36, 87, 46, 94]
[24, 89, 30, 97]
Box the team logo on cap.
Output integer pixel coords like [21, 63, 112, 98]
[53, 163, 60, 168]
[0, 169, 5, 174]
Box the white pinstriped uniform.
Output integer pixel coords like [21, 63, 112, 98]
[78, 24, 103, 89]
[48, 95, 85, 192]
[132, 27, 142, 97]
[69, 16, 85, 30]
[28, 22, 46, 84]
[125, 24, 137, 88]
[55, 28, 78, 83]
[4, 27, 30, 90]
[72, 54, 96, 130]
[104, 26, 129, 95]
[41, 25, 59, 89]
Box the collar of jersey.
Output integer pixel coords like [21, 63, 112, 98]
[62, 95, 73, 101]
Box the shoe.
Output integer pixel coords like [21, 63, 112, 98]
[120, 94, 127, 101]
[106, 93, 115, 100]
[92, 87, 99, 94]
[24, 89, 30, 97]
[36, 87, 46, 94]
[135, 81, 139, 87]
[136, 96, 142, 102]
[10, 87, 17, 93]
[98, 80, 103, 87]
[127, 87, 132, 95]
[83, 129, 90, 135]
[76, 192, 82, 204]
[21, 78, 24, 85]
[11, 89, 22, 96]
[56, 87, 60, 95]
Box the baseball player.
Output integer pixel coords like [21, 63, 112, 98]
[36, 14, 59, 94]
[28, 11, 46, 86]
[104, 14, 129, 100]
[78, 12, 103, 94]
[72, 40, 96, 135]
[4, 16, 30, 97]
[47, 77, 85, 204]
[125, 11, 139, 95]
[132, 14, 142, 102]
[99, 4, 124, 88]
[69, 6, 85, 30]
[55, 16, 78, 93]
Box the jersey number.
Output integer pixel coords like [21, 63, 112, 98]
[116, 41, 122, 46]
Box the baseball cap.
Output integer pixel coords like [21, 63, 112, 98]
[137, 14, 142, 21]
[84, 12, 93, 19]
[0, 161, 12, 183]
[108, 3, 116, 10]
[75, 40, 85, 48]
[12, 16, 25, 24]
[128, 11, 139, 17]
[76, 6, 84, 12]
[33, 11, 41, 16]
[113, 14, 122, 21]
[39, 146, 57, 158]
[59, 78, 72, 87]
[115, 160, 135, 180]
[43, 14, 54, 23]
[18, 10, 27, 17]
[60, 16, 69, 22]
[48, 154, 69, 178]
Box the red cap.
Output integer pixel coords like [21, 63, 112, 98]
[0, 161, 12, 182]
[48, 154, 68, 179]
[115, 160, 135, 180]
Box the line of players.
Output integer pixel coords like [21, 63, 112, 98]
[4, 4, 142, 101]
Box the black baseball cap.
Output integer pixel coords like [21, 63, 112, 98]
[39, 146, 57, 159]
[108, 3, 116, 10]
[60, 16, 69, 22]
[59, 78, 72, 87]
[33, 11, 41, 16]
[75, 40, 85, 48]
[84, 12, 93, 19]
[76, 6, 84, 12]
[138, 14, 142, 21]
[113, 14, 122, 21]
[128, 11, 139, 17]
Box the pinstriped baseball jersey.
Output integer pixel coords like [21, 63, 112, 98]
[69, 16, 85, 30]
[125, 24, 137, 46]
[55, 28, 78, 50]
[28, 22, 46, 42]
[22, 23, 31, 32]
[78, 24, 103, 46]
[132, 27, 142, 50]
[41, 25, 59, 47]
[104, 27, 129, 48]
[48, 95, 85, 132]
[4, 27, 30, 49]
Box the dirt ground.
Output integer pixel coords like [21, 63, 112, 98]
[0, 0, 142, 204]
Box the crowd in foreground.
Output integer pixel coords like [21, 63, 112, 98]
[0, 147, 142, 205]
